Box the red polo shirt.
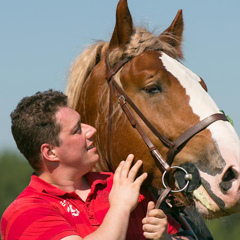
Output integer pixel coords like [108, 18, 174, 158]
[1, 172, 180, 240]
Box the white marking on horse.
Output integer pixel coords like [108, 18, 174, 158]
[160, 52, 239, 173]
[160, 52, 218, 118]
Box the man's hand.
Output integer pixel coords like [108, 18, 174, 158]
[109, 154, 148, 213]
[142, 201, 168, 240]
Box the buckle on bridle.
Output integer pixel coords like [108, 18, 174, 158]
[118, 95, 125, 104]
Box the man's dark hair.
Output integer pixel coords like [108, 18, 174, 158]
[10, 89, 68, 171]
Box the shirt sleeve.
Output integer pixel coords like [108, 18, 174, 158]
[1, 201, 78, 240]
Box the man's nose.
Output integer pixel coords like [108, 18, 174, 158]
[82, 124, 97, 138]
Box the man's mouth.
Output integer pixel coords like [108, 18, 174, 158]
[87, 143, 94, 151]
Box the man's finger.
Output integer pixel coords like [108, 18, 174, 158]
[133, 172, 148, 189]
[120, 154, 134, 178]
[146, 201, 155, 217]
[114, 160, 125, 181]
[127, 159, 143, 180]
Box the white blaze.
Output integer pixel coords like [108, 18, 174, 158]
[160, 52, 239, 174]
[160, 52, 218, 118]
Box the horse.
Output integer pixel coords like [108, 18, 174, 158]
[66, 0, 240, 226]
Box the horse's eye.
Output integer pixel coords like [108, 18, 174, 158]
[144, 85, 161, 94]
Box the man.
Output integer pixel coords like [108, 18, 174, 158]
[1, 90, 187, 240]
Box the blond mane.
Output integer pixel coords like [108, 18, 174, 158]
[66, 41, 109, 109]
[66, 27, 180, 110]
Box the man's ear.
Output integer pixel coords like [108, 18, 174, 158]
[41, 143, 59, 162]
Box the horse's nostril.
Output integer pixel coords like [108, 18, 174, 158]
[220, 167, 237, 192]
[223, 167, 237, 182]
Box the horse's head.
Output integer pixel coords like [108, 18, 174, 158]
[66, 0, 240, 219]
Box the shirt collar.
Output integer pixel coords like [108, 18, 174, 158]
[29, 172, 112, 197]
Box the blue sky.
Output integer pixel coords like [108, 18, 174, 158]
[1, 0, 240, 151]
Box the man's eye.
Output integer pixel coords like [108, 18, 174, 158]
[75, 127, 81, 134]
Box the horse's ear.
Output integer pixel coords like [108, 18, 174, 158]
[159, 10, 184, 59]
[109, 0, 133, 50]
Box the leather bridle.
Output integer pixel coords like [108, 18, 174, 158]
[105, 52, 229, 204]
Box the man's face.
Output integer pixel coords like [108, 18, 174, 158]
[54, 107, 99, 175]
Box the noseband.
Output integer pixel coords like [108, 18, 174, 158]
[105, 53, 229, 199]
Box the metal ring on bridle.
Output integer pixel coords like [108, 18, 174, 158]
[162, 166, 190, 193]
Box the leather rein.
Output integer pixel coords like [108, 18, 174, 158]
[104, 53, 229, 206]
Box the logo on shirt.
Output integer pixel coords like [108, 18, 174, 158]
[98, 191, 109, 203]
[60, 200, 80, 217]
